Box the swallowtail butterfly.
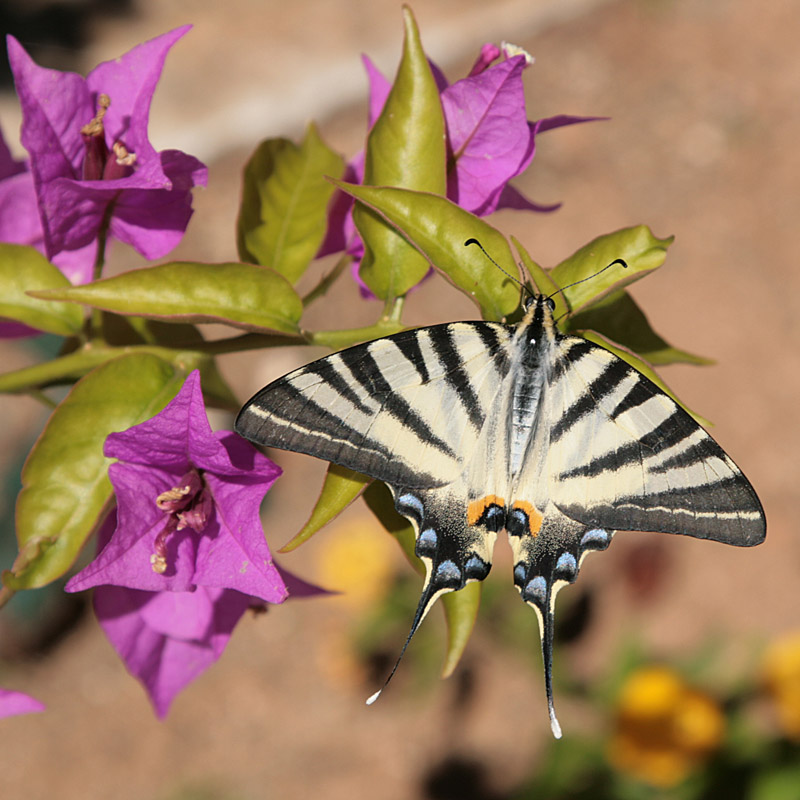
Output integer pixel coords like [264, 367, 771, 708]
[235, 277, 765, 737]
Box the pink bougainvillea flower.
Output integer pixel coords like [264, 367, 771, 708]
[66, 370, 285, 599]
[0, 688, 45, 718]
[319, 43, 600, 293]
[65, 371, 321, 715]
[0, 125, 95, 336]
[83, 514, 322, 718]
[6, 27, 207, 272]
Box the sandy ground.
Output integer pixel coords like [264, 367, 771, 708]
[0, 0, 798, 798]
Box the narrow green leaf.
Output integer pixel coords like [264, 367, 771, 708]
[31, 262, 303, 334]
[5, 353, 183, 590]
[567, 289, 713, 366]
[280, 465, 372, 552]
[363, 481, 419, 571]
[552, 225, 674, 314]
[580, 330, 708, 424]
[335, 182, 521, 320]
[308, 319, 406, 350]
[440, 583, 480, 678]
[354, 6, 447, 302]
[363, 481, 480, 678]
[0, 244, 83, 335]
[0, 343, 212, 394]
[512, 236, 569, 319]
[238, 125, 344, 282]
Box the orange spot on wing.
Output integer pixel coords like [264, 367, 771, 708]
[467, 495, 505, 526]
[512, 500, 544, 536]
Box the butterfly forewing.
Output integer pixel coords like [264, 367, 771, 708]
[545, 334, 765, 546]
[236, 322, 514, 489]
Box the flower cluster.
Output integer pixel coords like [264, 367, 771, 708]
[64, 371, 321, 716]
[318, 42, 597, 293]
[2, 27, 206, 293]
[608, 665, 725, 787]
[0, 12, 629, 725]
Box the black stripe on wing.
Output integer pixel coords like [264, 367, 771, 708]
[550, 358, 630, 443]
[549, 335, 766, 547]
[337, 344, 457, 460]
[428, 327, 485, 431]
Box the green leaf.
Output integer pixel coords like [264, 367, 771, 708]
[363, 481, 419, 570]
[581, 330, 709, 424]
[0, 343, 212, 395]
[552, 225, 674, 314]
[440, 582, 480, 678]
[237, 124, 344, 281]
[335, 183, 521, 320]
[354, 7, 447, 302]
[31, 262, 303, 334]
[280, 464, 372, 552]
[5, 353, 183, 591]
[363, 482, 479, 678]
[308, 319, 406, 350]
[566, 289, 713, 366]
[0, 244, 83, 335]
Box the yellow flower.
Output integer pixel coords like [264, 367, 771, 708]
[762, 631, 800, 740]
[313, 515, 398, 612]
[608, 665, 725, 787]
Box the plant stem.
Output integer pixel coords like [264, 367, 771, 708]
[302, 254, 352, 307]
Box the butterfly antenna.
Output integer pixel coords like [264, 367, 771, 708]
[548, 258, 628, 305]
[464, 238, 531, 299]
[366, 580, 438, 706]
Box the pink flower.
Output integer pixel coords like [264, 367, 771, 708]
[0, 688, 44, 718]
[66, 371, 321, 716]
[6, 27, 207, 276]
[320, 43, 599, 277]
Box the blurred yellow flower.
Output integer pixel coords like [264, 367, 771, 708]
[313, 515, 398, 613]
[608, 665, 725, 787]
[762, 631, 800, 740]
[312, 516, 399, 688]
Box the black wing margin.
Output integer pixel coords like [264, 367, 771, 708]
[547, 335, 765, 546]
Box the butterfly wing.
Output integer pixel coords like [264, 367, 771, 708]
[504, 327, 765, 737]
[236, 321, 515, 669]
[547, 335, 765, 545]
[236, 321, 512, 489]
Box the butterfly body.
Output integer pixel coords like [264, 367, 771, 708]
[236, 294, 765, 737]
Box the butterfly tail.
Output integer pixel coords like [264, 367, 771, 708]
[540, 598, 562, 739]
[366, 572, 445, 705]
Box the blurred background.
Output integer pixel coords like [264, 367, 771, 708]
[1, 0, 798, 798]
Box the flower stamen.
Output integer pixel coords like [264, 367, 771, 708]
[151, 470, 210, 572]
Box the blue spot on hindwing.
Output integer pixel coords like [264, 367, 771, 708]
[397, 493, 424, 520]
[524, 576, 548, 606]
[416, 528, 438, 557]
[555, 552, 578, 581]
[514, 563, 527, 586]
[436, 560, 462, 586]
[464, 555, 490, 581]
[580, 528, 610, 551]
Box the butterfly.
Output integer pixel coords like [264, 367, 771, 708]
[235, 276, 765, 738]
